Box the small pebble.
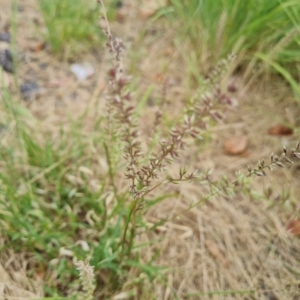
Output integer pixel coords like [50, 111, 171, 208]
[20, 82, 40, 101]
[224, 135, 248, 155]
[70, 62, 94, 81]
[39, 63, 48, 70]
[2, 60, 13, 73]
[116, 1, 123, 8]
[4, 49, 13, 61]
[0, 32, 11, 42]
[0, 49, 14, 73]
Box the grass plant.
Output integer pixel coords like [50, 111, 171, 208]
[165, 0, 300, 99]
[37, 0, 103, 60]
[1, 1, 300, 299]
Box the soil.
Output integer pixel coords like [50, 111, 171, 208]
[1, 0, 300, 299]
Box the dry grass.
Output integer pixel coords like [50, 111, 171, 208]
[138, 77, 300, 299]
[1, 1, 300, 299]
[0, 241, 43, 299]
[145, 191, 300, 299]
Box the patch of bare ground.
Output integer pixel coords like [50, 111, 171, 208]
[1, 0, 300, 299]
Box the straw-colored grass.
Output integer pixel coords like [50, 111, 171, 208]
[1, 1, 300, 299]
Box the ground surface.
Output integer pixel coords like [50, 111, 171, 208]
[1, 1, 300, 299]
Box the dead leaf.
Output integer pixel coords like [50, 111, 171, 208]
[30, 42, 46, 52]
[268, 124, 293, 136]
[285, 220, 300, 236]
[224, 135, 248, 155]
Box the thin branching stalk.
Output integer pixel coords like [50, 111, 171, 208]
[97, 0, 300, 265]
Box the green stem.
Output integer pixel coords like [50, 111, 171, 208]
[120, 197, 138, 256]
[103, 142, 118, 198]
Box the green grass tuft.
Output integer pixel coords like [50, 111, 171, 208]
[38, 0, 103, 60]
[165, 0, 300, 95]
